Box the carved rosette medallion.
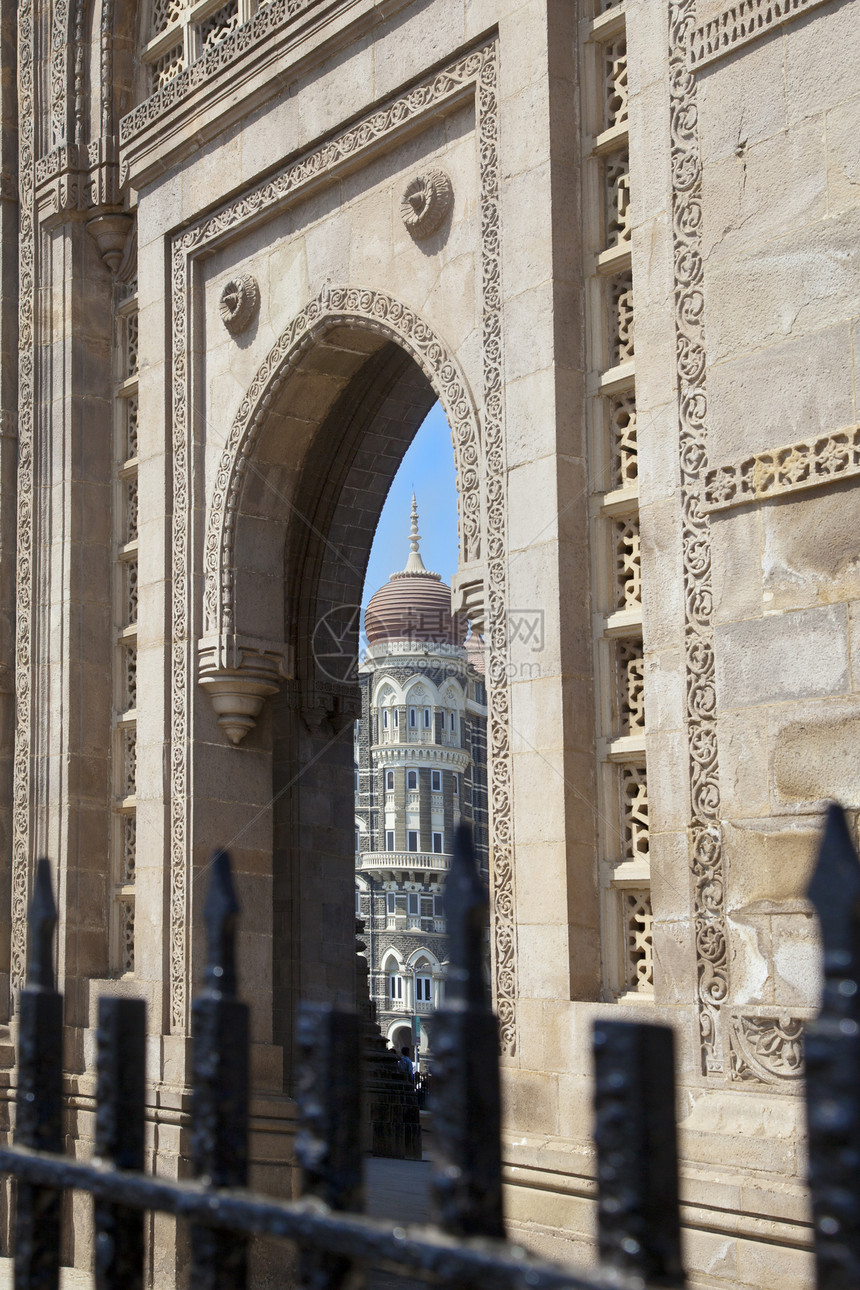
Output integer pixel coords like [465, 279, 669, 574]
[400, 169, 453, 239]
[219, 274, 259, 335]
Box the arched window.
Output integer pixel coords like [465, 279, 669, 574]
[385, 769, 394, 790]
[407, 769, 417, 790]
[423, 707, 431, 728]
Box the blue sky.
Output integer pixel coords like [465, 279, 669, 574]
[361, 401, 459, 616]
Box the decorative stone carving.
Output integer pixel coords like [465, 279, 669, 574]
[12, 0, 36, 991]
[702, 426, 860, 513]
[729, 1014, 806, 1087]
[669, 0, 728, 1075]
[219, 273, 259, 335]
[87, 213, 134, 273]
[166, 43, 515, 1045]
[198, 636, 291, 744]
[689, 0, 831, 71]
[400, 169, 453, 239]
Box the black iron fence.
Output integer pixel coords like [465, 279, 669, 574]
[0, 805, 857, 1288]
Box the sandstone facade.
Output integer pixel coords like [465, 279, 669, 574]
[1, 0, 858, 1284]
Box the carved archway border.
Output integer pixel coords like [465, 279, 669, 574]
[166, 39, 517, 1053]
[203, 287, 483, 640]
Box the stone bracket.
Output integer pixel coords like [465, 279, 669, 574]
[197, 634, 293, 745]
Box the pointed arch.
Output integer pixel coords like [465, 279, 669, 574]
[202, 286, 483, 643]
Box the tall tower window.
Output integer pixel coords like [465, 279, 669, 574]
[423, 708, 431, 728]
[432, 832, 443, 854]
[431, 770, 441, 791]
[409, 707, 417, 728]
[407, 830, 418, 852]
[407, 769, 418, 790]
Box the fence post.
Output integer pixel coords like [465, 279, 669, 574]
[806, 802, 860, 1289]
[191, 852, 249, 1290]
[592, 1020, 684, 1287]
[431, 825, 504, 1241]
[94, 996, 146, 1289]
[295, 1003, 363, 1290]
[14, 858, 63, 1290]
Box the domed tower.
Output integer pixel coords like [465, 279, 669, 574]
[354, 497, 488, 1070]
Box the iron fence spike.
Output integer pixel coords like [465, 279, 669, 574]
[444, 823, 488, 1010]
[27, 857, 57, 992]
[204, 850, 239, 998]
[808, 803, 860, 979]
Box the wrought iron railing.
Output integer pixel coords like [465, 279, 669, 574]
[0, 806, 857, 1287]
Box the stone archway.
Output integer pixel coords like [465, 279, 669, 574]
[194, 290, 488, 1086]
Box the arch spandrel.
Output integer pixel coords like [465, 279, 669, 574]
[198, 285, 485, 739]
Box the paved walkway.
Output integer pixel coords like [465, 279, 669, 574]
[366, 1154, 433, 1290]
[0, 1154, 435, 1288]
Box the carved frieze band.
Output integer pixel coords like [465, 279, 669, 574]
[120, 0, 329, 145]
[170, 41, 517, 1050]
[12, 0, 37, 989]
[703, 425, 860, 512]
[689, 0, 832, 69]
[669, 0, 728, 1075]
[729, 1012, 806, 1088]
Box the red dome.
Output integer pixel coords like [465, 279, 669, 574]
[365, 569, 464, 647]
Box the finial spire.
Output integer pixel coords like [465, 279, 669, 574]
[404, 492, 427, 573]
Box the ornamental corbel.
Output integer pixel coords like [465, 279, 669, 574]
[197, 635, 293, 745]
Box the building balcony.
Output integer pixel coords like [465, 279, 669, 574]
[386, 999, 435, 1015]
[358, 850, 450, 873]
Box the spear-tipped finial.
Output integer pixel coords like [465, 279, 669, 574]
[27, 857, 57, 991]
[443, 824, 488, 1010]
[204, 851, 240, 998]
[404, 492, 427, 574]
[808, 802, 860, 982]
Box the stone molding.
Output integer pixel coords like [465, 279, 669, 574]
[168, 40, 517, 1051]
[669, 0, 728, 1075]
[702, 426, 860, 512]
[689, 0, 832, 70]
[12, 0, 37, 991]
[728, 1011, 807, 1088]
